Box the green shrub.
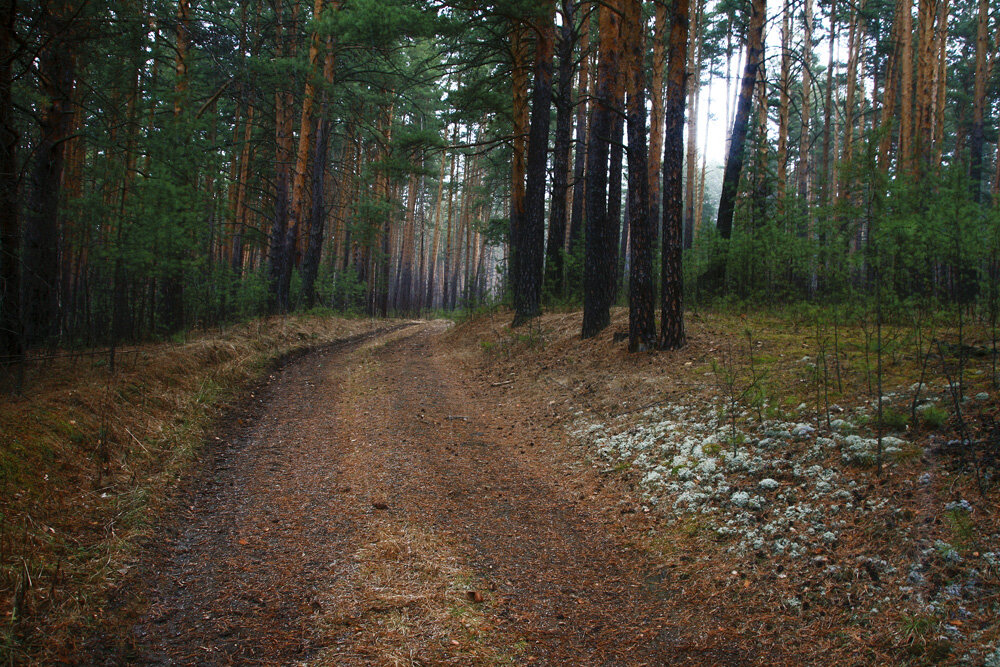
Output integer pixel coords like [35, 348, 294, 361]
[879, 407, 909, 431]
[919, 405, 948, 429]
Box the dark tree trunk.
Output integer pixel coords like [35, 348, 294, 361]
[269, 177, 290, 312]
[0, 1, 21, 360]
[378, 216, 390, 316]
[513, 5, 556, 326]
[508, 24, 529, 316]
[582, 0, 622, 339]
[969, 0, 988, 202]
[608, 103, 624, 299]
[660, 0, 689, 349]
[568, 6, 589, 257]
[544, 0, 576, 300]
[301, 117, 329, 308]
[22, 3, 77, 345]
[625, 0, 655, 352]
[617, 194, 628, 300]
[715, 0, 765, 240]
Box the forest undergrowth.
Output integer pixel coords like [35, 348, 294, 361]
[0, 314, 399, 663]
[455, 305, 1000, 665]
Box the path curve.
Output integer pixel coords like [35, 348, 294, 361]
[97, 323, 740, 665]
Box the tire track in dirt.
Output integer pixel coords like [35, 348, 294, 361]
[322, 323, 742, 665]
[95, 326, 412, 665]
[95, 322, 742, 665]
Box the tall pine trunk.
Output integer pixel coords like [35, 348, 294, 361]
[508, 23, 530, 313]
[839, 0, 864, 202]
[648, 3, 666, 240]
[568, 7, 589, 256]
[301, 116, 329, 309]
[683, 0, 703, 249]
[581, 0, 622, 339]
[715, 0, 765, 240]
[425, 148, 449, 310]
[776, 0, 791, 208]
[269, 0, 295, 312]
[0, 1, 19, 360]
[660, 0, 689, 349]
[624, 0, 654, 352]
[23, 1, 78, 344]
[969, 0, 987, 201]
[514, 4, 556, 326]
[898, 0, 914, 174]
[544, 0, 576, 300]
[821, 0, 838, 201]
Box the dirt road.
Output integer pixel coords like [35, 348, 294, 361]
[99, 323, 738, 665]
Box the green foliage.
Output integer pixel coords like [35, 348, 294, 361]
[879, 408, 910, 432]
[685, 135, 1000, 325]
[919, 405, 949, 429]
[327, 267, 369, 313]
[944, 508, 976, 547]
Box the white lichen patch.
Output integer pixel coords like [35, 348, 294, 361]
[564, 378, 998, 655]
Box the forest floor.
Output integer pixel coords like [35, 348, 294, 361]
[3, 307, 999, 665]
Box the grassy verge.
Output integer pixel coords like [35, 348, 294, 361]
[0, 314, 398, 664]
[451, 306, 1000, 665]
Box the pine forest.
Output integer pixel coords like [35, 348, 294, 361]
[2, 0, 1000, 664]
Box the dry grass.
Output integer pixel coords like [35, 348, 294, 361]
[0, 314, 399, 663]
[314, 519, 525, 666]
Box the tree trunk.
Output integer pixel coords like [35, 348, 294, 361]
[648, 2, 666, 241]
[752, 62, 768, 228]
[930, 0, 948, 170]
[568, 6, 589, 255]
[289, 0, 335, 264]
[174, 0, 190, 115]
[624, 0, 654, 352]
[877, 0, 902, 172]
[397, 159, 420, 313]
[581, 0, 622, 339]
[796, 0, 813, 205]
[898, 0, 914, 174]
[443, 136, 461, 310]
[509, 22, 530, 312]
[23, 1, 78, 345]
[514, 4, 556, 326]
[301, 116, 329, 309]
[969, 0, 987, 200]
[695, 82, 711, 235]
[776, 0, 791, 207]
[425, 149, 449, 310]
[715, 0, 765, 240]
[660, 0, 689, 349]
[0, 1, 20, 360]
[839, 0, 864, 202]
[912, 0, 938, 174]
[609, 102, 625, 301]
[608, 15, 626, 301]
[821, 0, 837, 200]
[683, 0, 703, 249]
[544, 0, 576, 300]
[269, 0, 295, 312]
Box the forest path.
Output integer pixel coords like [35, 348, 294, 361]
[107, 322, 734, 666]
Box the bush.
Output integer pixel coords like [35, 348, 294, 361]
[919, 405, 949, 429]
